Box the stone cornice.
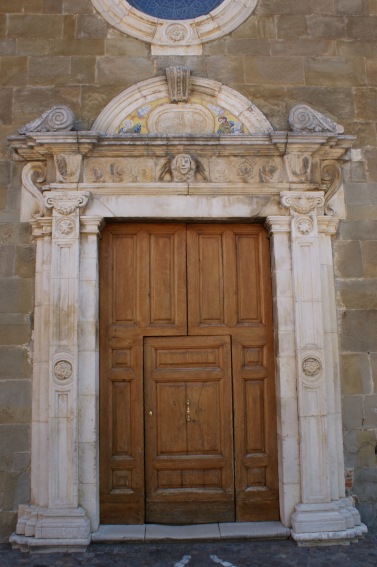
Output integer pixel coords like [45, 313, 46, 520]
[9, 131, 355, 162]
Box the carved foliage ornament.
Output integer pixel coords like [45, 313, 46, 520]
[19, 106, 76, 135]
[166, 66, 191, 102]
[281, 192, 325, 215]
[45, 192, 90, 216]
[289, 104, 344, 134]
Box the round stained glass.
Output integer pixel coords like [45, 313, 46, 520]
[127, 0, 224, 20]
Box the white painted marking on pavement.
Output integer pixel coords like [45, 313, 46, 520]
[174, 554, 192, 567]
[210, 554, 238, 567]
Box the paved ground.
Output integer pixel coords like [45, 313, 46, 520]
[1, 533, 377, 567]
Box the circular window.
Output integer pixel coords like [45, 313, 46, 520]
[127, 0, 224, 20]
[91, 0, 258, 55]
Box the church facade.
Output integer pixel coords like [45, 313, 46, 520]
[0, 0, 376, 550]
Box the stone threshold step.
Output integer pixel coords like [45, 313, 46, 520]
[92, 522, 290, 543]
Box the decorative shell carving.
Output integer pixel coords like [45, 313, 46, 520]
[19, 106, 76, 135]
[289, 104, 344, 134]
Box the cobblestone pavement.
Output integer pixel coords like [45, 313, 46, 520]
[1, 533, 377, 567]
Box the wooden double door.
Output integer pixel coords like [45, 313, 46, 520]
[100, 223, 278, 524]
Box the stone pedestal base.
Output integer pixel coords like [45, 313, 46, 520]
[9, 505, 91, 552]
[291, 498, 368, 546]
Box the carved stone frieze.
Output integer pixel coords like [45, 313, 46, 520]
[55, 154, 82, 183]
[166, 66, 191, 102]
[281, 192, 325, 215]
[20, 162, 46, 221]
[19, 105, 76, 134]
[84, 158, 155, 183]
[45, 192, 89, 216]
[289, 104, 344, 134]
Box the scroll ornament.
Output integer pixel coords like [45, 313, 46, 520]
[20, 162, 47, 221]
[18, 105, 76, 134]
[289, 105, 344, 134]
[321, 160, 342, 216]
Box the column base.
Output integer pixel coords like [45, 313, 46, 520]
[10, 505, 91, 552]
[291, 498, 368, 546]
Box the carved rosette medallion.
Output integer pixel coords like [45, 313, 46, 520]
[45, 192, 90, 216]
[54, 360, 73, 382]
[301, 355, 323, 387]
[56, 217, 75, 237]
[295, 216, 314, 235]
[166, 24, 188, 43]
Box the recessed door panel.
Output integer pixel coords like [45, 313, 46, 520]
[144, 335, 235, 524]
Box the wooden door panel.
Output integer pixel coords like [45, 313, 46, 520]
[144, 335, 235, 524]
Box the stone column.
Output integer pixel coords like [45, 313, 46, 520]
[265, 215, 301, 528]
[11, 192, 91, 552]
[281, 192, 366, 544]
[78, 217, 104, 531]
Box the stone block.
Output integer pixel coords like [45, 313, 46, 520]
[342, 395, 364, 430]
[0, 379, 31, 424]
[364, 148, 377, 182]
[335, 0, 367, 15]
[0, 57, 27, 87]
[28, 56, 71, 86]
[340, 310, 377, 351]
[16, 39, 50, 55]
[347, 16, 377, 40]
[105, 37, 149, 57]
[372, 353, 377, 393]
[343, 430, 358, 467]
[244, 56, 304, 85]
[270, 39, 336, 57]
[366, 59, 377, 85]
[340, 220, 377, 240]
[15, 245, 35, 278]
[342, 162, 367, 183]
[0, 161, 10, 187]
[345, 205, 377, 221]
[341, 353, 373, 395]
[356, 430, 377, 467]
[0, 278, 33, 313]
[227, 39, 270, 56]
[70, 56, 96, 84]
[206, 56, 245, 84]
[307, 15, 347, 38]
[345, 182, 377, 206]
[230, 15, 260, 39]
[363, 395, 377, 428]
[276, 15, 307, 39]
[13, 86, 81, 124]
[357, 502, 377, 531]
[0, 511, 17, 543]
[96, 57, 154, 86]
[285, 86, 355, 120]
[153, 55, 207, 77]
[50, 39, 104, 56]
[43, 0, 62, 13]
[0, 346, 31, 379]
[0, 188, 6, 209]
[62, 14, 76, 39]
[338, 40, 377, 58]
[76, 14, 108, 39]
[255, 0, 312, 15]
[0, 244, 15, 276]
[7, 14, 63, 39]
[63, 0, 94, 13]
[354, 468, 377, 502]
[81, 85, 123, 123]
[337, 279, 377, 309]
[0, 88, 12, 126]
[202, 39, 226, 56]
[0, 424, 30, 472]
[0, 40, 16, 56]
[0, 323, 31, 345]
[305, 57, 366, 87]
[0, 224, 16, 245]
[361, 241, 377, 277]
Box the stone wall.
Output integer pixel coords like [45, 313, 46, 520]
[0, 0, 376, 540]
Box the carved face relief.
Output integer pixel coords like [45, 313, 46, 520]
[171, 154, 196, 181]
